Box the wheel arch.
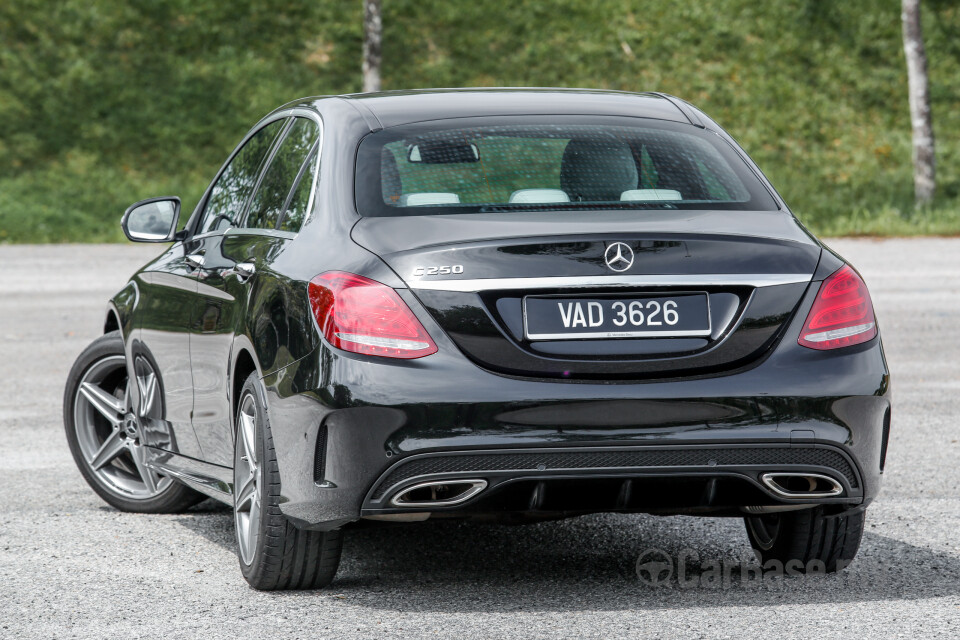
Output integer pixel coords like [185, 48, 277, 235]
[107, 279, 139, 337]
[230, 337, 263, 429]
[104, 308, 121, 334]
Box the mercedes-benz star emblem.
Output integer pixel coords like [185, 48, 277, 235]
[604, 242, 634, 272]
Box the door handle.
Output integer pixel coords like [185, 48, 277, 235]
[185, 253, 205, 269]
[234, 263, 256, 282]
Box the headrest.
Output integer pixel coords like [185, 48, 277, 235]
[508, 189, 571, 204]
[397, 193, 461, 206]
[620, 189, 682, 201]
[560, 139, 638, 202]
[381, 149, 402, 203]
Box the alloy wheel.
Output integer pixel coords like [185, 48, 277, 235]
[234, 392, 262, 565]
[73, 354, 171, 499]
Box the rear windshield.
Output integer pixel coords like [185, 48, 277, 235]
[355, 116, 777, 216]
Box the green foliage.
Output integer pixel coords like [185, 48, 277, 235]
[1, 0, 958, 241]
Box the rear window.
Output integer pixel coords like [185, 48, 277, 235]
[355, 116, 777, 216]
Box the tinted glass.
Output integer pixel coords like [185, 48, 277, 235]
[356, 116, 777, 216]
[245, 118, 319, 230]
[278, 147, 318, 233]
[198, 118, 285, 234]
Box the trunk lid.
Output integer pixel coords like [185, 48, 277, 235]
[352, 210, 820, 380]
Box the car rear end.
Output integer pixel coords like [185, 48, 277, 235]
[278, 102, 889, 551]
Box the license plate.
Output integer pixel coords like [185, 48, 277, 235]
[523, 293, 711, 340]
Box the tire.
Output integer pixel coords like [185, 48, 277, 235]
[744, 506, 865, 573]
[233, 372, 342, 590]
[63, 331, 205, 513]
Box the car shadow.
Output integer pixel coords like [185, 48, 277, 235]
[174, 510, 960, 611]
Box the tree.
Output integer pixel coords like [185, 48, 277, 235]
[901, 0, 935, 205]
[362, 0, 382, 92]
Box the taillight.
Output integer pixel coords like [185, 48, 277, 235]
[308, 272, 438, 359]
[798, 265, 877, 350]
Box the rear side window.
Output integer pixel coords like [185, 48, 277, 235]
[245, 117, 320, 230]
[278, 147, 318, 233]
[355, 116, 776, 216]
[198, 118, 285, 234]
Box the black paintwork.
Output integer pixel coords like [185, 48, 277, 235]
[103, 89, 889, 530]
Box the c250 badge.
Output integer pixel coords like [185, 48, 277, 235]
[412, 265, 464, 277]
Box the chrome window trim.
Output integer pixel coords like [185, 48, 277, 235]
[187, 107, 324, 237]
[189, 229, 227, 241]
[272, 138, 320, 233]
[235, 116, 296, 229]
[191, 115, 289, 236]
[262, 108, 324, 229]
[300, 134, 322, 228]
[405, 273, 811, 292]
[224, 228, 297, 240]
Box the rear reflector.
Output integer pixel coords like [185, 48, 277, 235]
[798, 265, 877, 350]
[308, 272, 438, 359]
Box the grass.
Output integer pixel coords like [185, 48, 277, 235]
[2, 155, 956, 242]
[0, 153, 208, 244]
[0, 0, 958, 242]
[3, 151, 958, 244]
[812, 204, 960, 237]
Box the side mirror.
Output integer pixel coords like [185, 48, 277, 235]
[122, 197, 181, 242]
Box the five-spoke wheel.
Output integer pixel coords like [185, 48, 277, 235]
[233, 372, 342, 590]
[64, 331, 203, 512]
[233, 393, 262, 565]
[73, 353, 169, 497]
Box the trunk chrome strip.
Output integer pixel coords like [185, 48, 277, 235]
[406, 273, 811, 292]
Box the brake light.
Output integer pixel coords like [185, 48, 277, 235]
[798, 265, 877, 350]
[308, 272, 438, 359]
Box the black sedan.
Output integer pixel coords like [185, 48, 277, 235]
[64, 89, 890, 590]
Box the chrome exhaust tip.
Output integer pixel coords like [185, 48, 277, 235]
[760, 473, 844, 499]
[389, 479, 487, 508]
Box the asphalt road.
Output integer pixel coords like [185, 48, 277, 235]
[1, 240, 959, 639]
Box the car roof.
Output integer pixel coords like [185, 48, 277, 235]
[301, 88, 697, 129]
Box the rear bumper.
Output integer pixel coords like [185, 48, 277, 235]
[360, 442, 864, 516]
[262, 322, 890, 529]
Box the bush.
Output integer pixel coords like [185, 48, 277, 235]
[1, 0, 958, 241]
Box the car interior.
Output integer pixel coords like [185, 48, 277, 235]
[378, 130, 745, 208]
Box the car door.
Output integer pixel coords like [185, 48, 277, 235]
[183, 117, 288, 465]
[189, 115, 320, 466]
[135, 246, 204, 460]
